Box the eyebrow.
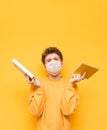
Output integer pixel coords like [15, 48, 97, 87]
[46, 56, 59, 61]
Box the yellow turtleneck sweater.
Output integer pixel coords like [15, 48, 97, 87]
[28, 77, 80, 130]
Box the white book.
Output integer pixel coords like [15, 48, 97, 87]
[72, 63, 99, 79]
[12, 58, 35, 79]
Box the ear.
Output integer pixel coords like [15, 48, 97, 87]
[61, 61, 63, 66]
[44, 63, 46, 68]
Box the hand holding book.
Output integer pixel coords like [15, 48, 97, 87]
[69, 72, 86, 84]
[72, 63, 99, 79]
[24, 74, 42, 87]
[69, 63, 99, 84]
[12, 58, 42, 87]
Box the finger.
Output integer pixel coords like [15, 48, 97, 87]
[77, 74, 81, 78]
[28, 77, 32, 81]
[80, 73, 86, 80]
[34, 78, 42, 87]
[83, 72, 86, 76]
[74, 74, 80, 78]
[24, 73, 27, 77]
[82, 72, 86, 79]
[26, 75, 30, 79]
[71, 72, 74, 76]
[26, 76, 34, 83]
[71, 72, 75, 78]
[26, 76, 29, 81]
[36, 79, 41, 86]
[24, 73, 30, 78]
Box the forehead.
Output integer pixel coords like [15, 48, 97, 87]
[45, 53, 60, 60]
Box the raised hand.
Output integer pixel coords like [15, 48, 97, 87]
[69, 72, 86, 84]
[24, 74, 42, 87]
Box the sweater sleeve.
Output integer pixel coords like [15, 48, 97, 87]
[28, 84, 45, 118]
[60, 83, 80, 116]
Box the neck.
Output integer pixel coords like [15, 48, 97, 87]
[48, 73, 62, 81]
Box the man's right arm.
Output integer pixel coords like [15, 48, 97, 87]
[25, 75, 45, 118]
[28, 84, 45, 118]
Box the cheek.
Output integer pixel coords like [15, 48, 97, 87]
[44, 59, 49, 65]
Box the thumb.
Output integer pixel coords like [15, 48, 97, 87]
[71, 72, 75, 77]
[81, 72, 86, 79]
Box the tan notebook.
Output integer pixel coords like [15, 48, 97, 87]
[72, 63, 99, 79]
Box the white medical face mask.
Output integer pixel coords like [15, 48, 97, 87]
[46, 60, 62, 75]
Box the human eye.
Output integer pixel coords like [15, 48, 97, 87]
[54, 57, 59, 61]
[47, 59, 51, 62]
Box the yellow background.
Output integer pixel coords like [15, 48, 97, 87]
[0, 0, 107, 130]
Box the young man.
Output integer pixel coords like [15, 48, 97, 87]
[25, 47, 85, 130]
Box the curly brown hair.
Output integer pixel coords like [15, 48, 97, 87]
[41, 47, 63, 64]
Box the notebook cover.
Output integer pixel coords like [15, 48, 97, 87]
[72, 63, 99, 79]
